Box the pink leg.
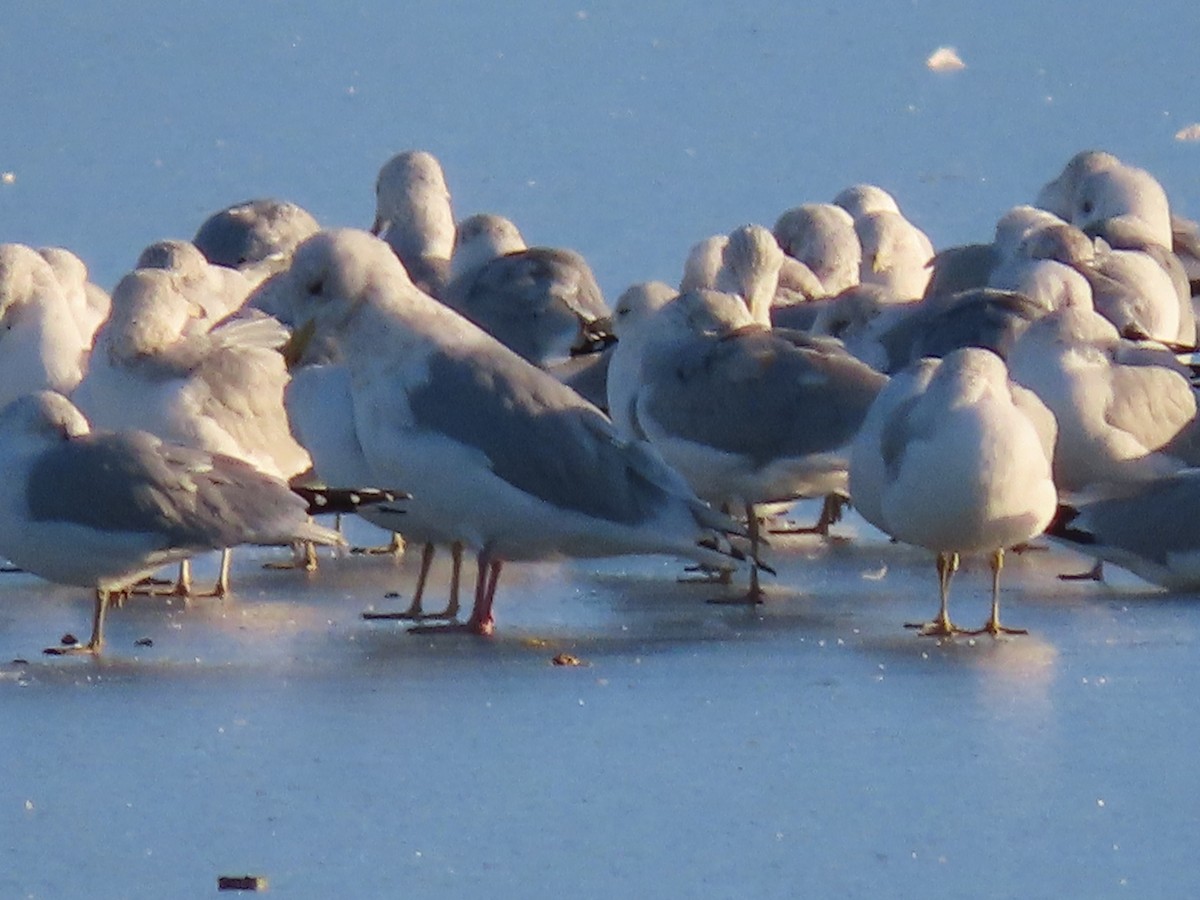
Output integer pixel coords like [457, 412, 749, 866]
[465, 552, 502, 636]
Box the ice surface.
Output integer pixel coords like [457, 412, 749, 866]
[2, 3, 1200, 897]
[2, 510, 1197, 898]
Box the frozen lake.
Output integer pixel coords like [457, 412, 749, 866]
[2, 2, 1200, 897]
[2, 512, 1197, 897]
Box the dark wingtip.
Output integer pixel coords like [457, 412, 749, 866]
[1045, 503, 1095, 546]
[291, 486, 407, 517]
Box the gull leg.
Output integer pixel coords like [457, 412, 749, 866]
[363, 542, 437, 620]
[906, 551, 970, 636]
[428, 541, 464, 621]
[768, 493, 848, 538]
[213, 548, 232, 597]
[185, 549, 235, 598]
[708, 504, 767, 605]
[45, 589, 109, 656]
[468, 554, 502, 636]
[408, 549, 499, 636]
[175, 559, 192, 596]
[966, 549, 1028, 637]
[351, 532, 405, 556]
[263, 538, 319, 572]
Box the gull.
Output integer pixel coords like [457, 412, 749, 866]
[284, 361, 465, 620]
[1084, 215, 1195, 344]
[370, 150, 456, 298]
[256, 228, 744, 635]
[444, 212, 615, 408]
[0, 391, 344, 655]
[682, 227, 820, 323]
[1047, 470, 1200, 590]
[1006, 305, 1200, 494]
[193, 197, 320, 280]
[834, 184, 935, 300]
[37, 247, 110, 351]
[75, 267, 309, 480]
[612, 288, 887, 596]
[1035, 150, 1122, 221]
[445, 213, 614, 364]
[1038, 151, 1200, 296]
[136, 238, 256, 327]
[985, 221, 1095, 313]
[679, 235, 728, 293]
[1088, 240, 1188, 344]
[772, 203, 862, 297]
[713, 224, 787, 324]
[73, 265, 311, 594]
[1042, 153, 1173, 249]
[848, 348, 1057, 635]
[0, 244, 89, 407]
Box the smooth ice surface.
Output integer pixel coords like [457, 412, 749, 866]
[2, 3, 1200, 898]
[3, 512, 1199, 898]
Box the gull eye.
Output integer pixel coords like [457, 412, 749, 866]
[1081, 200, 1094, 216]
[306, 277, 324, 296]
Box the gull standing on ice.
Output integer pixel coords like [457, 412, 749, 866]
[1047, 470, 1200, 590]
[849, 347, 1057, 635]
[257, 228, 743, 635]
[613, 288, 887, 598]
[0, 391, 343, 656]
[73, 265, 311, 594]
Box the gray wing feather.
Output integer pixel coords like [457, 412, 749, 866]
[641, 329, 885, 466]
[407, 352, 671, 526]
[27, 432, 315, 548]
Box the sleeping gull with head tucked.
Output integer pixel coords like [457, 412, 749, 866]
[193, 197, 320, 287]
[445, 212, 614, 365]
[0, 391, 344, 655]
[0, 244, 90, 407]
[834, 184, 935, 301]
[371, 150, 457, 299]
[772, 203, 862, 297]
[254, 228, 744, 635]
[1006, 304, 1200, 494]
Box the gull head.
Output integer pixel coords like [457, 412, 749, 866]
[253, 228, 412, 361]
[369, 151, 453, 260]
[450, 213, 527, 281]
